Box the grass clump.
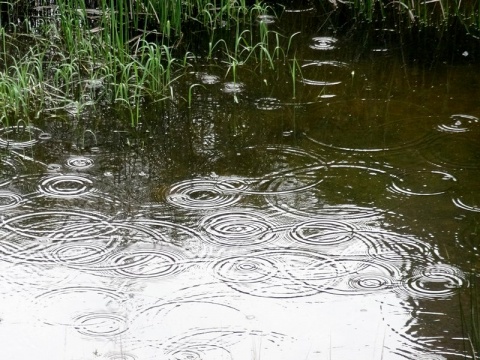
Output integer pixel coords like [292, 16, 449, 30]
[0, 0, 274, 127]
[325, 0, 480, 34]
[0, 0, 477, 128]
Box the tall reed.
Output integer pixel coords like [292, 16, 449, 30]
[336, 0, 479, 31]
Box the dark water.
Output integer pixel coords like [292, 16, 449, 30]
[1, 6, 480, 360]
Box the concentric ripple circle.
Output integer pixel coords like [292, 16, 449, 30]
[258, 165, 324, 195]
[196, 72, 221, 85]
[421, 133, 480, 169]
[300, 61, 348, 86]
[165, 178, 246, 209]
[0, 125, 43, 149]
[288, 220, 356, 246]
[2, 210, 114, 240]
[453, 194, 480, 212]
[266, 165, 389, 220]
[267, 189, 384, 220]
[348, 273, 395, 291]
[107, 219, 205, 256]
[254, 97, 282, 110]
[166, 344, 233, 360]
[437, 114, 479, 133]
[168, 349, 207, 360]
[0, 235, 57, 264]
[0, 191, 23, 210]
[65, 156, 95, 170]
[390, 170, 456, 196]
[73, 312, 128, 337]
[400, 264, 466, 299]
[257, 14, 276, 24]
[357, 230, 439, 265]
[221, 82, 244, 94]
[107, 249, 184, 278]
[38, 132, 52, 140]
[200, 211, 278, 246]
[309, 36, 338, 50]
[34, 286, 126, 325]
[50, 242, 112, 269]
[212, 249, 342, 297]
[38, 174, 94, 198]
[213, 256, 278, 283]
[325, 258, 401, 295]
[46, 163, 62, 172]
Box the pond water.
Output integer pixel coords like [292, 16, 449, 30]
[1, 5, 480, 360]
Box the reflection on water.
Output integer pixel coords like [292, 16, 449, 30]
[0, 124, 44, 149]
[0, 11, 479, 360]
[303, 99, 436, 152]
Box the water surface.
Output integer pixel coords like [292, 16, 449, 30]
[1, 8, 480, 360]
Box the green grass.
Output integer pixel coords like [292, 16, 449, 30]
[0, 0, 277, 126]
[0, 0, 478, 127]
[329, 0, 480, 32]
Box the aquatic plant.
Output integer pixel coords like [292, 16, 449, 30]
[0, 0, 277, 125]
[0, 0, 478, 126]
[289, 56, 302, 100]
[188, 83, 205, 108]
[328, 0, 480, 32]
